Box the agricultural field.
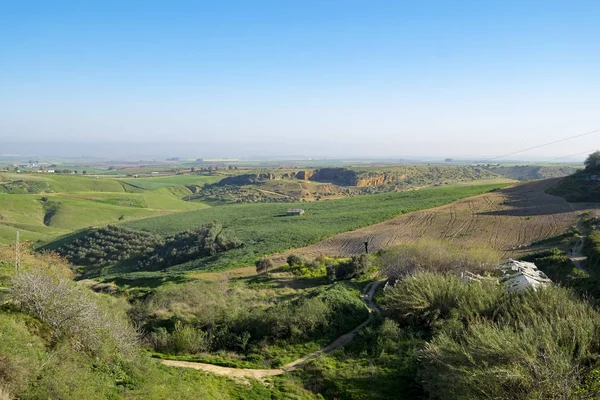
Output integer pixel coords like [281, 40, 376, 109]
[104, 183, 508, 277]
[0, 172, 217, 244]
[280, 178, 597, 261]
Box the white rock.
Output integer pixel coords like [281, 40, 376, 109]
[497, 259, 551, 293]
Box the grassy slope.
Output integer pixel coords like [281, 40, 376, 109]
[118, 183, 508, 274]
[0, 173, 215, 244]
[118, 174, 223, 190]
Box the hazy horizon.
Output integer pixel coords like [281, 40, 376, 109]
[2, 1, 599, 161]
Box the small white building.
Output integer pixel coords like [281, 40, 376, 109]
[287, 208, 305, 216]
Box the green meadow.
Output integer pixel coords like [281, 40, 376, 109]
[116, 183, 507, 275]
[0, 173, 216, 245]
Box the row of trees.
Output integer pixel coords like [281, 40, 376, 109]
[57, 221, 243, 271]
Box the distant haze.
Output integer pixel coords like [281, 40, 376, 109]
[1, 1, 599, 161]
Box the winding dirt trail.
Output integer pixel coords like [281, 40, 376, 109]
[571, 219, 589, 272]
[162, 280, 384, 379]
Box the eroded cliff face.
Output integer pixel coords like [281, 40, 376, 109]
[296, 170, 314, 180]
[308, 168, 357, 185]
[354, 174, 398, 187]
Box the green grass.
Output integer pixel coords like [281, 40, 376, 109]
[0, 172, 126, 193]
[0, 172, 215, 244]
[117, 183, 508, 274]
[117, 174, 223, 190]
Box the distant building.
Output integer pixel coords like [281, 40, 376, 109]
[46, 169, 55, 173]
[287, 208, 305, 216]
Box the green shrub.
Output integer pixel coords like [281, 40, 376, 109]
[286, 254, 304, 267]
[585, 230, 600, 274]
[326, 254, 371, 281]
[418, 282, 600, 399]
[381, 272, 504, 331]
[255, 257, 274, 274]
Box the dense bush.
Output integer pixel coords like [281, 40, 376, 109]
[138, 220, 242, 270]
[585, 230, 600, 275]
[382, 271, 600, 399]
[139, 280, 367, 366]
[0, 246, 317, 399]
[57, 225, 163, 267]
[326, 254, 371, 281]
[255, 257, 274, 274]
[9, 267, 138, 356]
[381, 272, 504, 331]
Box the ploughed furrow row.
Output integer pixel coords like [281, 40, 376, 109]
[277, 179, 594, 261]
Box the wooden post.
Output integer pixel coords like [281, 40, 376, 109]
[15, 231, 20, 272]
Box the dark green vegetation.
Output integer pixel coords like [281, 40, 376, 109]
[55, 225, 163, 268]
[487, 165, 580, 181]
[0, 249, 316, 399]
[54, 222, 242, 278]
[547, 152, 600, 202]
[585, 229, 600, 276]
[118, 183, 507, 276]
[138, 279, 367, 368]
[374, 272, 600, 399]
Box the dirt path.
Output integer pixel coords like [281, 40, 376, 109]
[162, 280, 385, 380]
[271, 179, 597, 262]
[571, 219, 589, 272]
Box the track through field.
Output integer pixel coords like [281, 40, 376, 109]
[273, 179, 597, 260]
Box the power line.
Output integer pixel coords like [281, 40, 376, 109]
[539, 149, 598, 164]
[483, 128, 600, 162]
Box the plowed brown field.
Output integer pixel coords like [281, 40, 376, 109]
[274, 179, 598, 260]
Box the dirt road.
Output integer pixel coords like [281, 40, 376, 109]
[273, 179, 596, 261]
[162, 280, 384, 380]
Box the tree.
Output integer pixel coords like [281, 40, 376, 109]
[255, 258, 273, 274]
[585, 151, 600, 170]
[286, 254, 303, 267]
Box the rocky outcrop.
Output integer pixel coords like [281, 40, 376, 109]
[308, 168, 398, 186]
[309, 168, 357, 185]
[296, 170, 314, 180]
[461, 259, 551, 293]
[354, 174, 397, 187]
[498, 259, 551, 292]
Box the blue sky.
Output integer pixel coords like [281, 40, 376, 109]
[1, 0, 599, 159]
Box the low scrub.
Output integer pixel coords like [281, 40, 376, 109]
[379, 240, 500, 280]
[381, 272, 504, 331]
[585, 230, 600, 275]
[138, 280, 367, 367]
[382, 271, 600, 399]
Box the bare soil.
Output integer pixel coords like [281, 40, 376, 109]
[274, 179, 597, 261]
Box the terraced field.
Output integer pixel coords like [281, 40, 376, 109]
[279, 179, 598, 260]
